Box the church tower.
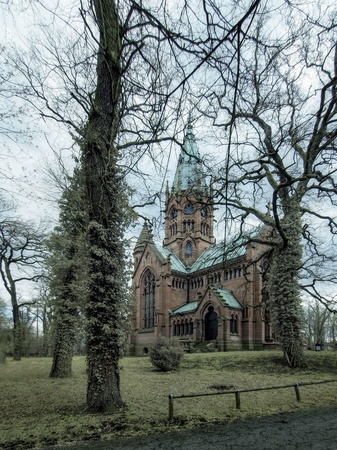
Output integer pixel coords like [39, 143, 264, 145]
[163, 124, 214, 266]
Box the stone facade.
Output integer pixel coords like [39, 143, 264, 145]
[130, 126, 272, 355]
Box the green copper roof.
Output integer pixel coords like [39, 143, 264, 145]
[214, 288, 243, 309]
[171, 301, 199, 315]
[190, 228, 261, 273]
[170, 288, 242, 316]
[154, 245, 188, 273]
[172, 124, 207, 192]
[150, 228, 261, 275]
[189, 241, 244, 272]
[139, 227, 262, 276]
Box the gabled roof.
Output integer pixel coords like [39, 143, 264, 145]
[190, 227, 261, 273]
[153, 244, 188, 273]
[170, 287, 242, 317]
[214, 288, 243, 309]
[147, 227, 262, 275]
[135, 223, 262, 276]
[190, 241, 245, 272]
[171, 301, 199, 315]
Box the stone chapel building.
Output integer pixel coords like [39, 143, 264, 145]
[130, 125, 273, 355]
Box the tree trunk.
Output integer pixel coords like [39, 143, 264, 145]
[269, 199, 305, 367]
[42, 304, 51, 357]
[0, 331, 8, 363]
[49, 246, 78, 377]
[13, 303, 22, 361]
[50, 305, 77, 377]
[84, 0, 126, 413]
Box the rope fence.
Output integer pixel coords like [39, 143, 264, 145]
[168, 379, 337, 421]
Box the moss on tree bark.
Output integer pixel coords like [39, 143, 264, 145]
[268, 199, 305, 368]
[83, 0, 127, 413]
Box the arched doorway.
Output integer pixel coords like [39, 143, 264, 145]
[204, 305, 218, 340]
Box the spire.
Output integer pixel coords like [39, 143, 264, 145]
[172, 123, 206, 193]
[134, 220, 153, 254]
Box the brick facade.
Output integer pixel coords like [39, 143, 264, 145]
[130, 126, 271, 355]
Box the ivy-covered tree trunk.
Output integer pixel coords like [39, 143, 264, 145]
[49, 267, 78, 378]
[268, 199, 304, 367]
[48, 170, 86, 377]
[83, 0, 127, 413]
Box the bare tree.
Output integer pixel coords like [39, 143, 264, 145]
[0, 296, 12, 363]
[188, 1, 337, 366]
[33, 282, 53, 357]
[303, 300, 332, 349]
[4, 0, 262, 409]
[0, 219, 47, 360]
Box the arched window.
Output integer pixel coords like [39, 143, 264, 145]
[185, 241, 192, 257]
[230, 314, 239, 334]
[173, 322, 177, 336]
[189, 320, 193, 335]
[234, 315, 238, 334]
[143, 270, 156, 328]
[170, 207, 177, 219]
[230, 314, 235, 333]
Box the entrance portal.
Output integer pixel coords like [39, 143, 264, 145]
[205, 305, 218, 340]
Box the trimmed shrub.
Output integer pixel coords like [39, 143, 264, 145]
[149, 336, 184, 372]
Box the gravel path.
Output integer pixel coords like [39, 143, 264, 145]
[48, 406, 337, 450]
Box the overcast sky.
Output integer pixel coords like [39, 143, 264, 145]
[2, 0, 336, 312]
[0, 2, 77, 310]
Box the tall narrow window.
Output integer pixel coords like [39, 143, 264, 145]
[143, 270, 156, 328]
[189, 320, 193, 335]
[185, 241, 192, 257]
[234, 316, 238, 334]
[230, 315, 235, 333]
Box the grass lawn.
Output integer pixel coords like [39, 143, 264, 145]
[1, 350, 337, 449]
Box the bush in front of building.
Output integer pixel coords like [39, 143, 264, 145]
[149, 336, 184, 372]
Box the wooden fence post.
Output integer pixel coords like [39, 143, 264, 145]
[235, 389, 241, 409]
[294, 383, 301, 402]
[168, 394, 174, 421]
